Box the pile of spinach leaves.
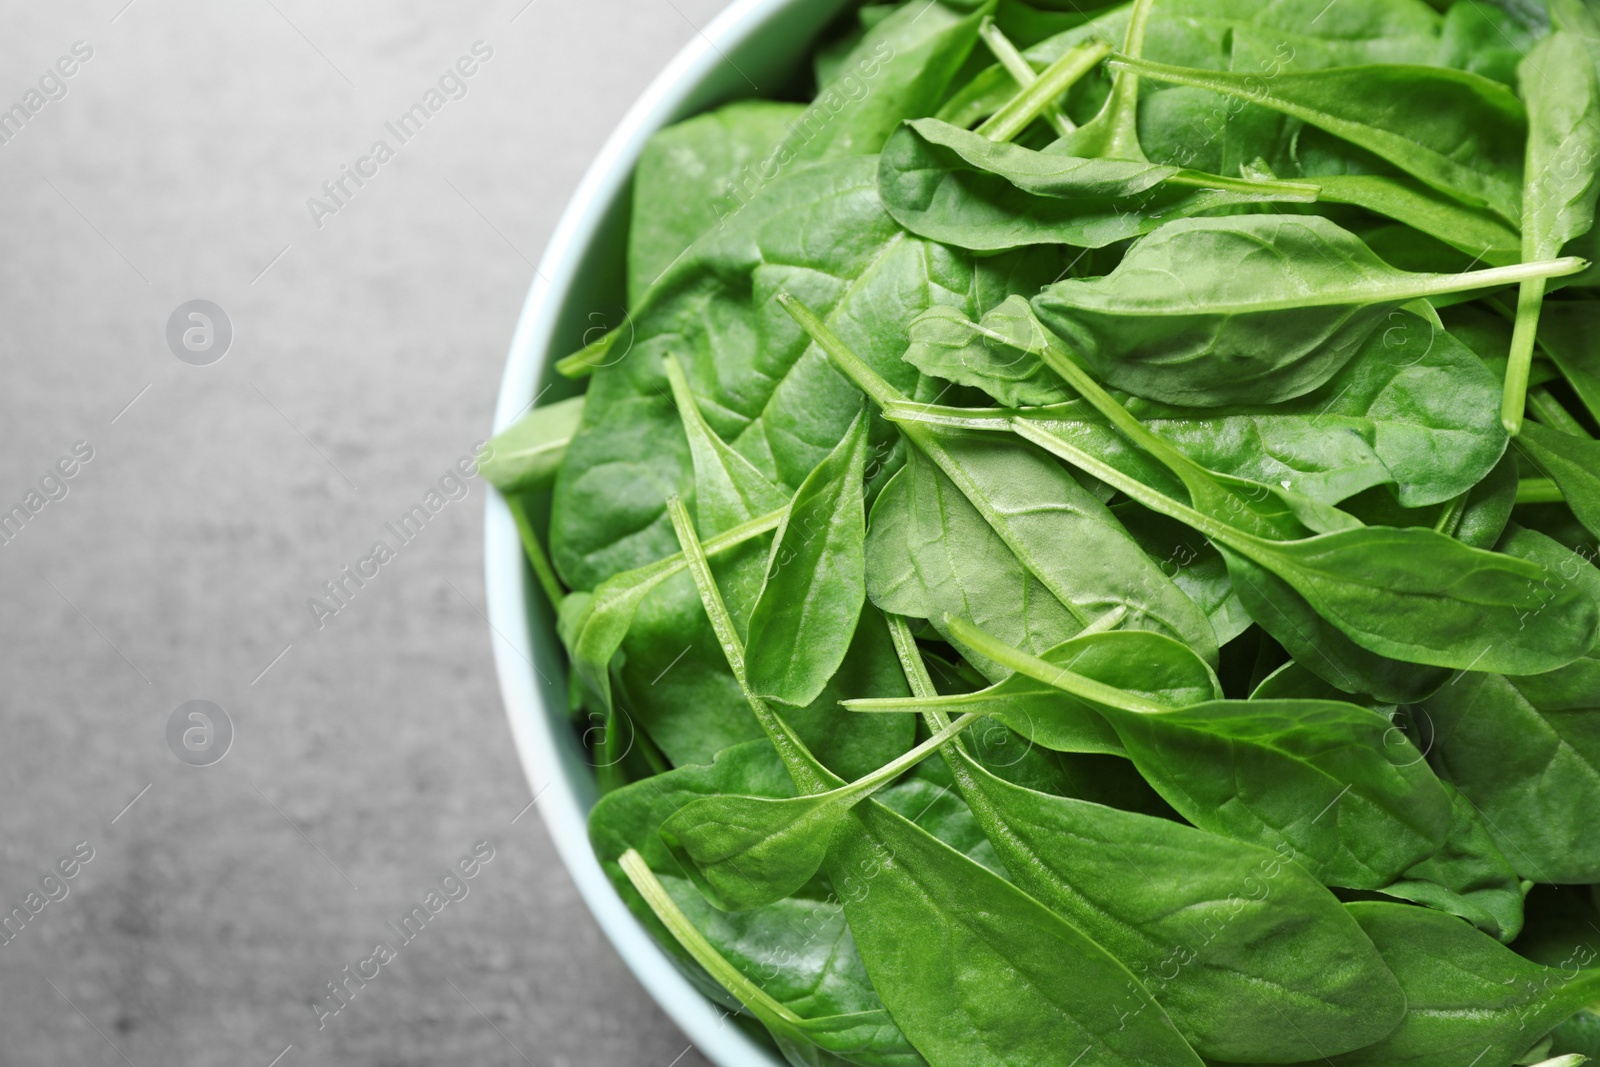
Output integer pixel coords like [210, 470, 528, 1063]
[484, 0, 1600, 1062]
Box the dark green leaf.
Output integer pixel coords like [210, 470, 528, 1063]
[1030, 215, 1578, 407]
[747, 412, 870, 707]
[1117, 56, 1529, 220]
[1331, 901, 1600, 1067]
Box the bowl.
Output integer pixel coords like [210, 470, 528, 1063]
[483, 2, 854, 1063]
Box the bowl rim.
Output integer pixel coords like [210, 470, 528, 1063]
[482, 2, 827, 1064]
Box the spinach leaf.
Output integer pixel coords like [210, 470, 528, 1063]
[908, 299, 1509, 509]
[1223, 544, 1454, 703]
[1331, 902, 1600, 1067]
[861, 466, 928, 619]
[1379, 782, 1528, 943]
[669, 474, 1210, 1067]
[659, 711, 977, 911]
[619, 851, 927, 1067]
[553, 156, 1040, 591]
[878, 116, 1317, 251]
[588, 739, 921, 1064]
[885, 622, 1407, 1063]
[1423, 528, 1600, 885]
[1312, 172, 1523, 265]
[1537, 302, 1600, 428]
[1030, 215, 1581, 407]
[846, 628, 1222, 756]
[480, 395, 585, 493]
[1115, 56, 1529, 221]
[629, 100, 805, 303]
[1002, 410, 1600, 675]
[746, 411, 870, 707]
[1503, 32, 1600, 433]
[946, 615, 1453, 888]
[777, 0, 997, 165]
[781, 292, 1221, 666]
[559, 506, 783, 748]
[1516, 420, 1600, 543]
[664, 353, 789, 536]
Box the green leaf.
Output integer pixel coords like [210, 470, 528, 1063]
[1224, 545, 1453, 703]
[1313, 172, 1522, 265]
[946, 616, 1454, 888]
[1009, 415, 1600, 675]
[845, 629, 1221, 756]
[1115, 56, 1529, 221]
[903, 300, 1072, 408]
[588, 741, 921, 1065]
[910, 299, 1509, 510]
[1030, 215, 1581, 407]
[1330, 902, 1600, 1067]
[862, 466, 928, 618]
[877, 116, 1317, 252]
[1503, 31, 1600, 432]
[776, 0, 996, 165]
[1377, 781, 1527, 943]
[746, 411, 870, 707]
[781, 294, 1221, 666]
[939, 748, 1407, 1061]
[666, 456, 1209, 1067]
[1424, 528, 1600, 885]
[825, 799, 1209, 1067]
[628, 100, 805, 304]
[1517, 421, 1600, 542]
[553, 156, 1050, 591]
[1538, 302, 1600, 427]
[479, 395, 586, 493]
[658, 711, 976, 911]
[664, 352, 788, 536]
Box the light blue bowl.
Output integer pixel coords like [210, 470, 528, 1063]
[484, 2, 854, 1063]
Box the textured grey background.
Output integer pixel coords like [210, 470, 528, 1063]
[0, 1, 730, 1064]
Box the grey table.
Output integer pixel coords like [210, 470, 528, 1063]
[0, 2, 727, 1063]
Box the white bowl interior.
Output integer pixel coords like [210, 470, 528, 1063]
[484, 1, 856, 1063]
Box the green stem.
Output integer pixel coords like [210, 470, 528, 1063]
[976, 41, 1111, 144]
[1433, 492, 1468, 537]
[1167, 169, 1319, 202]
[507, 495, 566, 608]
[665, 496, 840, 795]
[618, 849, 801, 1023]
[944, 614, 1167, 715]
[886, 614, 950, 721]
[1503, 278, 1549, 434]
[1101, 0, 1158, 159]
[832, 708, 981, 801]
[555, 325, 625, 379]
[978, 17, 1075, 138]
[1528, 386, 1591, 438]
[777, 294, 904, 408]
[1516, 477, 1565, 505]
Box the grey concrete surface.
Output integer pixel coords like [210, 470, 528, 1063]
[0, 2, 734, 1064]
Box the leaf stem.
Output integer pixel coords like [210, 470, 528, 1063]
[943, 614, 1167, 715]
[1515, 477, 1565, 504]
[1502, 278, 1549, 434]
[1528, 386, 1591, 438]
[976, 41, 1111, 144]
[506, 494, 566, 608]
[665, 496, 840, 795]
[618, 849, 801, 1023]
[1167, 169, 1320, 202]
[977, 17, 1075, 138]
[555, 325, 624, 379]
[777, 293, 906, 408]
